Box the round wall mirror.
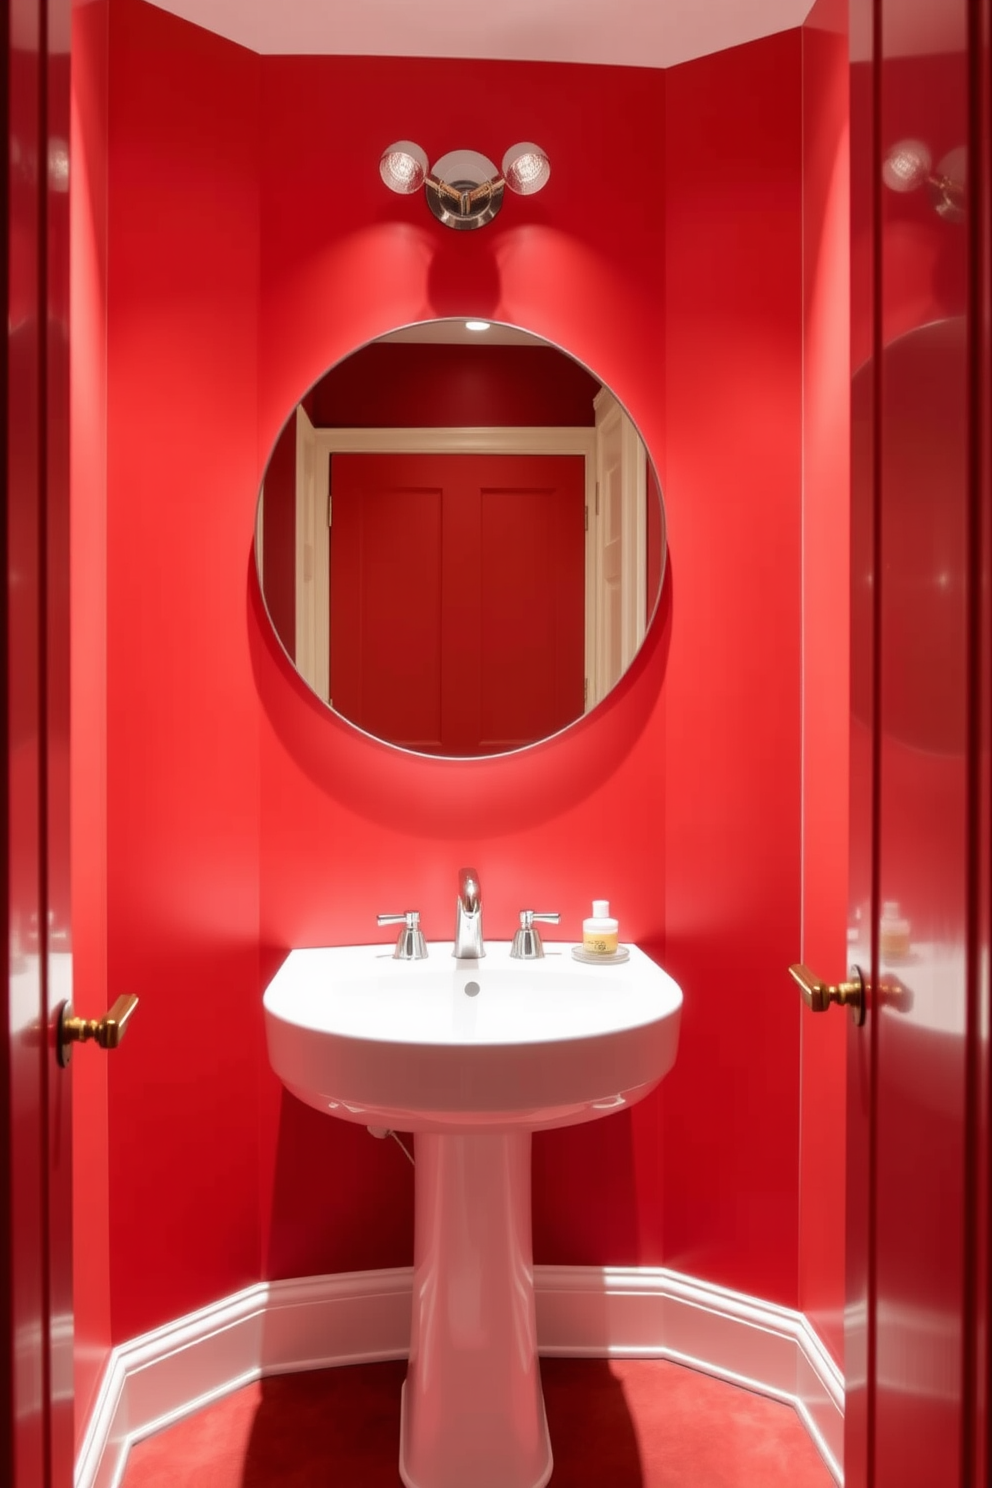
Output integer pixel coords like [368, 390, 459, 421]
[254, 320, 667, 758]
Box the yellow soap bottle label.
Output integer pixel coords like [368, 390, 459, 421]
[583, 930, 619, 955]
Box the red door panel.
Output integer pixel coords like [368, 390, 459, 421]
[4, 0, 73, 1483]
[874, 322, 969, 1488]
[330, 474, 445, 749]
[847, 0, 991, 1483]
[478, 476, 585, 751]
[330, 453, 585, 755]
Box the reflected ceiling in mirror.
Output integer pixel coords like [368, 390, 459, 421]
[255, 321, 666, 758]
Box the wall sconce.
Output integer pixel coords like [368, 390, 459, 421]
[882, 139, 967, 222]
[379, 140, 551, 230]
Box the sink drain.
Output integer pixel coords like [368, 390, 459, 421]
[463, 980, 481, 997]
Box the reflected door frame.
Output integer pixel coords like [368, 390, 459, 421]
[591, 388, 648, 706]
[287, 414, 647, 718]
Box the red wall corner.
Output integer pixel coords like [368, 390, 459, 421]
[799, 0, 851, 1368]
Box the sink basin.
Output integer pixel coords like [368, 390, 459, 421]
[263, 940, 682, 1488]
[263, 940, 682, 1134]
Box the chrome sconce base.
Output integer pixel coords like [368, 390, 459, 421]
[425, 172, 505, 231]
[381, 141, 550, 231]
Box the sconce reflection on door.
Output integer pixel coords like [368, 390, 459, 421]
[379, 140, 551, 230]
[882, 139, 967, 222]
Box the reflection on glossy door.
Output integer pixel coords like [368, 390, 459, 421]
[4, 0, 74, 1484]
[846, 0, 991, 1482]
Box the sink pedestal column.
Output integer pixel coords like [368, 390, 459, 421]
[399, 1130, 552, 1488]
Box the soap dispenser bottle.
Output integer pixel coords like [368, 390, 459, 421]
[582, 900, 619, 956]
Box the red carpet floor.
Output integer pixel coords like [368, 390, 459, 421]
[119, 1358, 835, 1487]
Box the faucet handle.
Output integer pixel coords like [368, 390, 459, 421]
[510, 910, 560, 960]
[377, 911, 428, 961]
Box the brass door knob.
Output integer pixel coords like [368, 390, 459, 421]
[57, 994, 139, 1067]
[789, 964, 865, 1025]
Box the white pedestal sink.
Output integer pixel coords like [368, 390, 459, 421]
[264, 942, 682, 1488]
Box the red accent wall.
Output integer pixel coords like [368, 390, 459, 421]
[658, 34, 802, 1303]
[798, 0, 850, 1370]
[74, 0, 808, 1351]
[102, 2, 262, 1341]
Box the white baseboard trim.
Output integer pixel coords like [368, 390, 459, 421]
[535, 1266, 843, 1481]
[75, 1265, 843, 1488]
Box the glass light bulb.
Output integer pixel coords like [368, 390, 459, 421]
[881, 139, 932, 193]
[379, 141, 428, 195]
[502, 142, 551, 196]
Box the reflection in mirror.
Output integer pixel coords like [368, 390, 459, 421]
[255, 321, 666, 758]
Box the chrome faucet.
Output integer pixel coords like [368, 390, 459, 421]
[453, 867, 485, 959]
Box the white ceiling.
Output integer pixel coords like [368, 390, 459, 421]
[143, 0, 816, 70]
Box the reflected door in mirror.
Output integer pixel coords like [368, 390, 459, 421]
[330, 453, 585, 754]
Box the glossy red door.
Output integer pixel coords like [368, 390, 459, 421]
[329, 453, 586, 754]
[846, 0, 990, 1482]
[3, 0, 74, 1482]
